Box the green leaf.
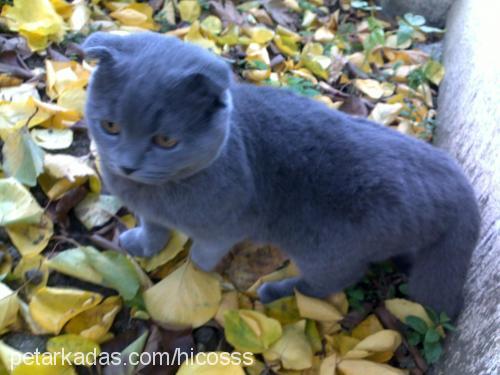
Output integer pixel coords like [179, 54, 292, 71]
[442, 322, 457, 332]
[423, 341, 443, 364]
[404, 13, 426, 27]
[2, 128, 44, 187]
[405, 315, 428, 335]
[439, 311, 451, 323]
[407, 331, 421, 346]
[398, 283, 409, 296]
[47, 246, 141, 301]
[425, 307, 439, 324]
[424, 328, 440, 344]
[397, 22, 414, 46]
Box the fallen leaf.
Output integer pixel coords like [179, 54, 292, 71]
[337, 359, 408, 375]
[46, 334, 101, 366]
[144, 260, 221, 328]
[136, 230, 189, 272]
[0, 178, 43, 226]
[177, 352, 246, 374]
[38, 153, 100, 200]
[369, 102, 403, 125]
[295, 291, 344, 322]
[1, 0, 65, 51]
[31, 128, 73, 150]
[178, 0, 201, 23]
[64, 296, 122, 343]
[354, 79, 385, 100]
[74, 193, 122, 230]
[47, 246, 142, 301]
[384, 298, 433, 327]
[224, 309, 282, 353]
[0, 283, 20, 335]
[2, 127, 44, 187]
[109, 3, 159, 30]
[29, 287, 103, 334]
[264, 320, 313, 370]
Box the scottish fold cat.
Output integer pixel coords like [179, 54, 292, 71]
[83, 32, 479, 318]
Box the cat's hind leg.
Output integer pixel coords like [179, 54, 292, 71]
[407, 221, 478, 319]
[258, 257, 368, 303]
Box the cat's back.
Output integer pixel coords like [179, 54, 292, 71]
[228, 83, 475, 234]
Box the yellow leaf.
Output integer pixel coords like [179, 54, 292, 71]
[29, 287, 103, 334]
[354, 79, 385, 100]
[301, 42, 331, 80]
[33, 98, 81, 128]
[344, 330, 402, 360]
[243, 43, 271, 82]
[216, 24, 240, 46]
[295, 291, 344, 322]
[136, 230, 189, 272]
[319, 353, 337, 375]
[246, 26, 275, 45]
[327, 292, 349, 316]
[185, 21, 221, 53]
[264, 296, 301, 325]
[6, 214, 53, 257]
[423, 59, 445, 85]
[314, 26, 335, 43]
[0, 178, 43, 226]
[177, 352, 246, 374]
[0, 98, 52, 140]
[0, 340, 24, 372]
[110, 3, 158, 30]
[384, 298, 433, 327]
[47, 334, 101, 366]
[351, 314, 384, 340]
[178, 0, 201, 23]
[12, 354, 77, 375]
[39, 153, 100, 200]
[369, 103, 403, 125]
[0, 284, 20, 335]
[274, 35, 300, 57]
[331, 333, 359, 356]
[12, 255, 49, 296]
[45, 60, 89, 100]
[224, 310, 282, 353]
[264, 320, 313, 370]
[200, 15, 222, 36]
[144, 260, 221, 328]
[337, 359, 408, 375]
[1, 0, 65, 51]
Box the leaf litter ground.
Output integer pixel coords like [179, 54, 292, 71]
[0, 0, 451, 374]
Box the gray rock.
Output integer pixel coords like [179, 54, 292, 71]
[432, 0, 500, 373]
[379, 0, 456, 27]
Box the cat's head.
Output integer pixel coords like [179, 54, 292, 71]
[82, 32, 232, 184]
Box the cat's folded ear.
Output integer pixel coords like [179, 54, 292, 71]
[81, 32, 123, 63]
[180, 59, 232, 102]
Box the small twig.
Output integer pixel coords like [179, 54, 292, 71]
[89, 234, 124, 253]
[375, 305, 428, 373]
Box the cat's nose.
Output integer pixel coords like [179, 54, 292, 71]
[120, 166, 138, 175]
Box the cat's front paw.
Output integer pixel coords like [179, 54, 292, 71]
[119, 227, 168, 257]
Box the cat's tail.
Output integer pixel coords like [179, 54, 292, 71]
[407, 200, 480, 319]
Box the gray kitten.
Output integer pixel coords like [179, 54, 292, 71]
[82, 32, 479, 318]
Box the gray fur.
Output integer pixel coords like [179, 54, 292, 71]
[83, 32, 480, 318]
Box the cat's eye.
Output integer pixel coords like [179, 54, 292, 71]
[101, 121, 121, 135]
[153, 134, 178, 149]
